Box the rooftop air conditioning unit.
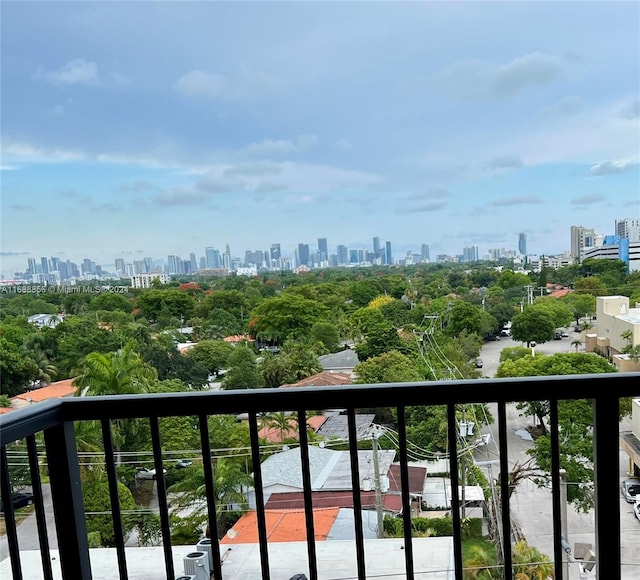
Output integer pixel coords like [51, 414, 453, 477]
[196, 538, 213, 571]
[183, 551, 209, 580]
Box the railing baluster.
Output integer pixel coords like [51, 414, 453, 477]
[43, 421, 92, 579]
[593, 393, 622, 579]
[26, 434, 54, 580]
[497, 401, 513, 580]
[347, 407, 366, 580]
[447, 403, 464, 578]
[396, 405, 415, 579]
[549, 399, 565, 580]
[1, 444, 23, 580]
[249, 410, 271, 580]
[149, 416, 173, 579]
[101, 419, 128, 580]
[297, 408, 318, 580]
[199, 413, 222, 580]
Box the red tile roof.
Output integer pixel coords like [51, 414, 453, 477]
[265, 491, 403, 513]
[220, 508, 340, 544]
[12, 379, 76, 403]
[280, 371, 352, 388]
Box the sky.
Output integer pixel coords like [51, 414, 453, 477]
[1, 1, 639, 277]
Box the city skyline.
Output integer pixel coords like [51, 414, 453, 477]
[2, 2, 639, 279]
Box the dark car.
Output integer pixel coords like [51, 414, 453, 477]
[554, 331, 562, 340]
[0, 491, 34, 512]
[474, 357, 483, 368]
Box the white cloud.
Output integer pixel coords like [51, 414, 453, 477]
[333, 138, 353, 151]
[176, 70, 227, 99]
[435, 52, 563, 99]
[589, 160, 639, 176]
[36, 59, 100, 86]
[245, 134, 318, 156]
[571, 193, 606, 206]
[490, 195, 543, 207]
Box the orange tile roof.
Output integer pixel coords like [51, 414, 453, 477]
[280, 371, 352, 388]
[12, 379, 76, 403]
[223, 334, 255, 343]
[258, 415, 327, 443]
[549, 288, 572, 298]
[220, 508, 339, 544]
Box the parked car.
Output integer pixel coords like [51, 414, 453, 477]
[634, 499, 640, 522]
[574, 325, 582, 332]
[621, 478, 640, 503]
[136, 467, 167, 480]
[554, 331, 562, 340]
[176, 459, 193, 469]
[560, 330, 569, 338]
[0, 491, 34, 512]
[474, 357, 483, 368]
[500, 329, 511, 337]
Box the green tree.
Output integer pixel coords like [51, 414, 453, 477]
[186, 340, 234, 376]
[249, 294, 328, 342]
[309, 322, 340, 353]
[221, 347, 263, 390]
[355, 322, 408, 362]
[89, 293, 133, 313]
[354, 350, 422, 384]
[136, 289, 194, 324]
[509, 309, 555, 346]
[82, 476, 137, 547]
[561, 293, 596, 325]
[0, 338, 38, 396]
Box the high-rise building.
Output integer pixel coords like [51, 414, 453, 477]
[223, 245, 232, 270]
[336, 245, 348, 266]
[144, 257, 153, 273]
[190, 253, 197, 272]
[385, 241, 392, 265]
[421, 244, 430, 262]
[297, 243, 310, 266]
[373, 237, 381, 254]
[133, 260, 146, 275]
[27, 258, 37, 276]
[205, 247, 218, 269]
[270, 243, 281, 262]
[115, 258, 125, 275]
[462, 246, 479, 262]
[570, 226, 597, 262]
[166, 255, 179, 274]
[41, 257, 49, 275]
[615, 218, 640, 242]
[518, 233, 527, 255]
[317, 238, 328, 261]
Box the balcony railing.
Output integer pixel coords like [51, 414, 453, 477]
[1, 372, 639, 580]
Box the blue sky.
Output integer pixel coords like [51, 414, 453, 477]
[1, 1, 639, 277]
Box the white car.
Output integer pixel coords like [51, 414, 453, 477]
[136, 467, 167, 480]
[634, 499, 640, 522]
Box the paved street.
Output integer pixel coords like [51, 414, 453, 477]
[477, 334, 640, 579]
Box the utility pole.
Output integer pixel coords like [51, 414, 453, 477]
[371, 430, 384, 538]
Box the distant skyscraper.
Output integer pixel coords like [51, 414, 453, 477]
[270, 243, 281, 262]
[317, 238, 328, 261]
[462, 245, 479, 262]
[518, 233, 527, 255]
[297, 243, 310, 266]
[336, 244, 348, 266]
[41, 257, 49, 275]
[385, 241, 392, 265]
[51, 257, 61, 272]
[615, 218, 640, 242]
[27, 258, 37, 275]
[166, 255, 179, 274]
[190, 253, 197, 272]
[205, 247, 217, 268]
[115, 258, 125, 274]
[144, 257, 153, 273]
[570, 225, 596, 262]
[223, 245, 232, 270]
[373, 237, 381, 254]
[421, 244, 430, 262]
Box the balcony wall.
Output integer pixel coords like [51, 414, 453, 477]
[1, 372, 639, 580]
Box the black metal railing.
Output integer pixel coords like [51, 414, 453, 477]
[1, 372, 639, 580]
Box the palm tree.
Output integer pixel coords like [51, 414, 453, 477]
[73, 345, 156, 397]
[571, 339, 582, 353]
[463, 544, 500, 579]
[73, 345, 157, 464]
[30, 346, 57, 386]
[261, 411, 298, 443]
[512, 539, 555, 579]
[168, 456, 253, 538]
